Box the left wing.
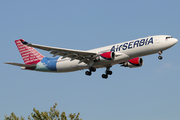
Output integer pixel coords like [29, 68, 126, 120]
[22, 40, 97, 63]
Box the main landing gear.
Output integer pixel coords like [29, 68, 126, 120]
[85, 66, 113, 79]
[85, 67, 96, 76]
[102, 66, 113, 79]
[158, 51, 163, 60]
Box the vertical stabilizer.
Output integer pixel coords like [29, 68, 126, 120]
[15, 39, 44, 65]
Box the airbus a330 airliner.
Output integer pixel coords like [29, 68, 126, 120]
[5, 35, 178, 79]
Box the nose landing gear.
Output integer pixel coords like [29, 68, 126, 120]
[158, 51, 163, 60]
[102, 66, 113, 79]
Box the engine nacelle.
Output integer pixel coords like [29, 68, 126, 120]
[122, 57, 143, 68]
[95, 51, 115, 61]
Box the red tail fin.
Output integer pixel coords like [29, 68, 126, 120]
[15, 39, 44, 65]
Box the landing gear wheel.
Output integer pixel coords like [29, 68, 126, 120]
[102, 74, 108, 79]
[158, 56, 163, 60]
[85, 71, 92, 76]
[106, 70, 112, 75]
[101, 66, 112, 79]
[85, 67, 96, 76]
[158, 51, 163, 60]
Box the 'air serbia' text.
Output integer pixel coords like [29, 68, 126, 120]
[111, 37, 153, 52]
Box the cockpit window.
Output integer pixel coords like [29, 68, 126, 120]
[166, 36, 173, 39]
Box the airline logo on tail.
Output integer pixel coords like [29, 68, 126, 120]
[14, 39, 59, 72]
[15, 39, 44, 65]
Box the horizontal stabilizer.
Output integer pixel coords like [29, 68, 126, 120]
[5, 62, 36, 68]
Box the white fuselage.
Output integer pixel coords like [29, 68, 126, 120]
[54, 35, 178, 72]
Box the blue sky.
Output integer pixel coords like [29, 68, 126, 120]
[1, 0, 180, 120]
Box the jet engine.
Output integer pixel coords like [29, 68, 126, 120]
[122, 57, 143, 68]
[95, 51, 115, 61]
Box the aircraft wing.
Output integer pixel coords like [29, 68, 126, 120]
[23, 41, 97, 63]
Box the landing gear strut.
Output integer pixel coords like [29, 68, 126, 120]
[102, 66, 113, 79]
[85, 67, 96, 76]
[158, 51, 163, 60]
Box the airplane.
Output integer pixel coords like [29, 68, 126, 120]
[5, 35, 178, 79]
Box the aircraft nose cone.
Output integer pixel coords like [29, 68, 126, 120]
[175, 38, 178, 43]
[173, 38, 178, 45]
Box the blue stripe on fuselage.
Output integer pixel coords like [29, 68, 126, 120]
[40, 57, 59, 71]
